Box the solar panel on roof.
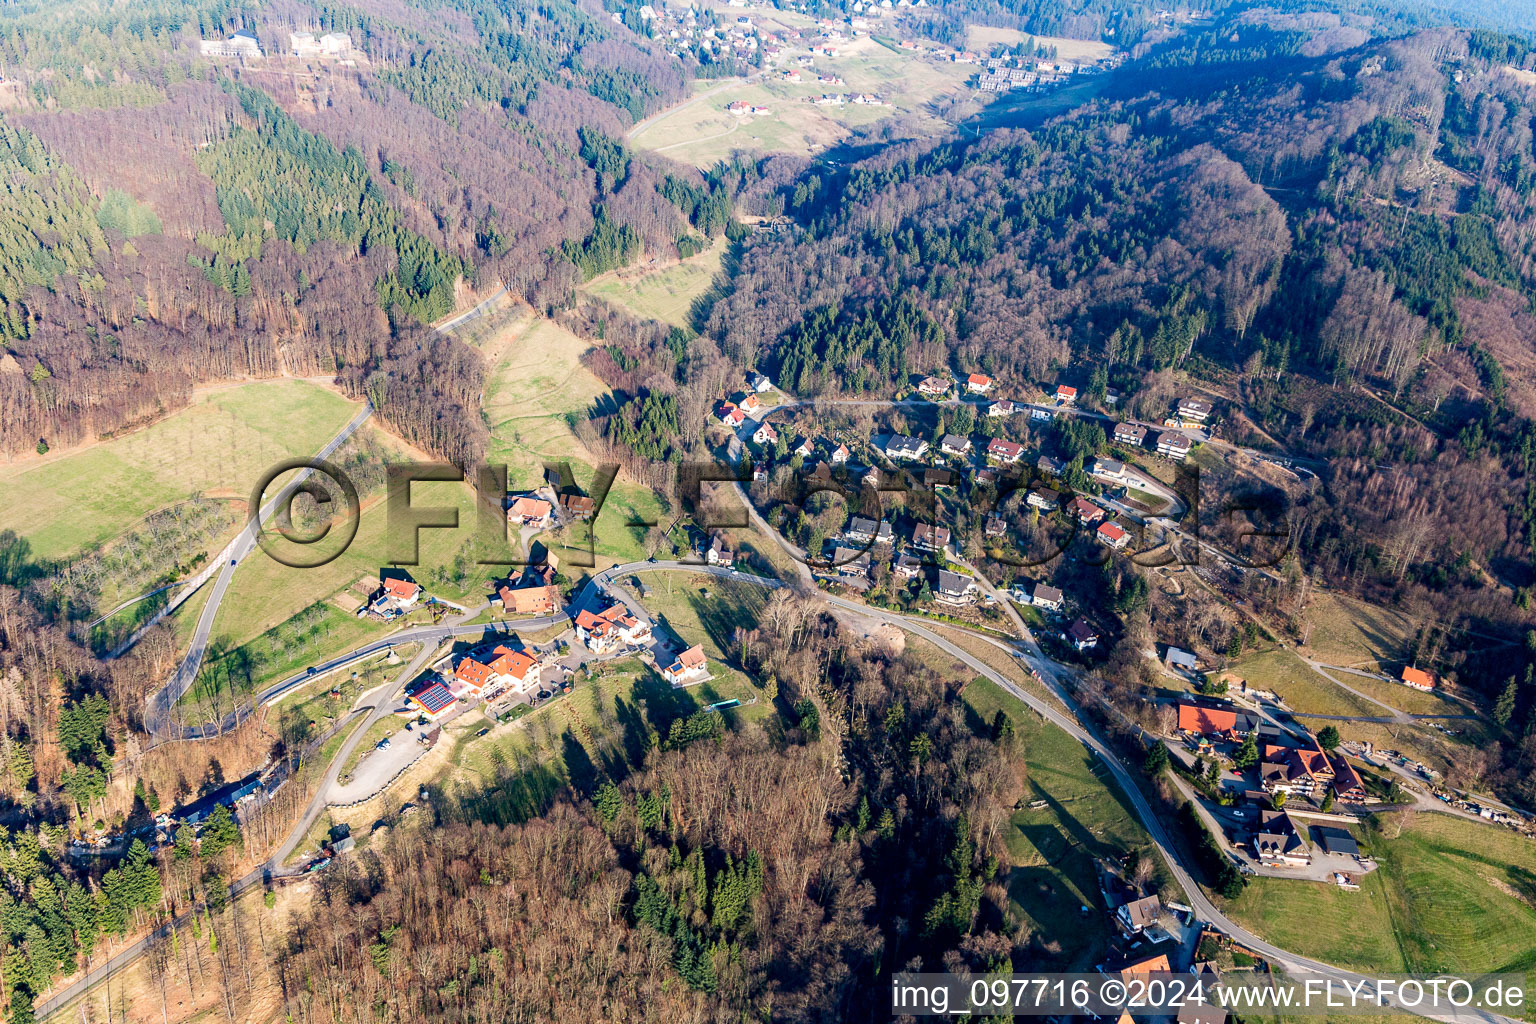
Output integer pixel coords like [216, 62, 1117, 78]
[410, 682, 456, 713]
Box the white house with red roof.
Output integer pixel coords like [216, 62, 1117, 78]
[986, 438, 1025, 463]
[1097, 521, 1130, 549]
[575, 603, 653, 654]
[1055, 384, 1078, 403]
[452, 643, 542, 701]
[662, 644, 710, 686]
[370, 577, 423, 617]
[966, 372, 994, 393]
[717, 402, 746, 428]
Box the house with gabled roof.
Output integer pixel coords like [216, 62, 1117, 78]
[752, 420, 778, 445]
[498, 581, 559, 615]
[917, 375, 950, 398]
[507, 495, 553, 528]
[1400, 665, 1435, 690]
[1114, 422, 1148, 447]
[935, 570, 979, 605]
[987, 399, 1016, 417]
[1031, 583, 1064, 611]
[1156, 431, 1192, 461]
[1176, 701, 1257, 738]
[1055, 384, 1078, 403]
[912, 522, 950, 553]
[1097, 521, 1130, 549]
[940, 433, 972, 456]
[1066, 617, 1100, 651]
[1070, 496, 1104, 525]
[986, 438, 1025, 463]
[965, 372, 994, 393]
[1254, 809, 1310, 866]
[662, 644, 709, 686]
[885, 435, 929, 460]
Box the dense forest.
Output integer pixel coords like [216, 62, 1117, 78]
[0, 0, 700, 462]
[278, 591, 1041, 1023]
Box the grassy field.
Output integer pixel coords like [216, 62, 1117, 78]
[1224, 813, 1536, 989]
[961, 677, 1163, 967]
[0, 379, 357, 561]
[181, 598, 393, 715]
[208, 475, 484, 647]
[481, 313, 666, 566]
[1300, 591, 1417, 669]
[1230, 649, 1386, 718]
[629, 36, 973, 167]
[581, 237, 726, 328]
[964, 25, 1115, 61]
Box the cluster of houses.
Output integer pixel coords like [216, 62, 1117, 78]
[200, 28, 355, 60]
[1173, 697, 1372, 875]
[496, 560, 562, 616]
[408, 639, 549, 721]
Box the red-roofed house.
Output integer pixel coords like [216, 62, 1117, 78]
[966, 372, 993, 393]
[576, 603, 652, 654]
[1401, 666, 1435, 691]
[662, 644, 710, 686]
[507, 495, 553, 528]
[1056, 384, 1078, 403]
[408, 679, 458, 719]
[1097, 521, 1130, 549]
[370, 577, 422, 616]
[986, 438, 1025, 463]
[1069, 496, 1104, 525]
[717, 402, 746, 427]
[1176, 702, 1256, 738]
[498, 583, 559, 615]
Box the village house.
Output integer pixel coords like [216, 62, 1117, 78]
[452, 643, 542, 703]
[845, 516, 894, 547]
[986, 438, 1025, 463]
[507, 495, 553, 529]
[662, 644, 710, 686]
[1031, 583, 1064, 611]
[749, 371, 772, 392]
[1027, 487, 1060, 512]
[736, 392, 762, 414]
[1175, 700, 1257, 739]
[559, 492, 597, 520]
[885, 435, 929, 460]
[912, 523, 950, 553]
[1069, 496, 1105, 525]
[965, 372, 994, 393]
[370, 577, 422, 617]
[987, 399, 1016, 417]
[706, 534, 735, 567]
[1254, 809, 1310, 866]
[290, 30, 352, 58]
[1260, 740, 1335, 796]
[1030, 405, 1054, 422]
[925, 466, 957, 488]
[1115, 893, 1164, 938]
[940, 433, 973, 457]
[1400, 666, 1436, 691]
[975, 467, 998, 485]
[831, 546, 872, 578]
[1114, 422, 1148, 447]
[829, 442, 850, 464]
[1329, 756, 1367, 802]
[1156, 431, 1192, 461]
[1055, 384, 1078, 403]
[1097, 521, 1131, 550]
[917, 375, 950, 397]
[717, 402, 746, 428]
[1066, 617, 1100, 651]
[1104, 387, 1123, 407]
[791, 436, 816, 458]
[406, 678, 457, 720]
[891, 552, 923, 578]
[935, 570, 979, 605]
[752, 420, 778, 445]
[984, 514, 1008, 538]
[498, 580, 560, 616]
[1177, 397, 1214, 423]
[1314, 826, 1362, 860]
[1037, 454, 1065, 477]
[575, 603, 653, 654]
[1092, 458, 1128, 482]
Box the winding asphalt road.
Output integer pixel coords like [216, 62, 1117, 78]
[142, 403, 375, 740]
